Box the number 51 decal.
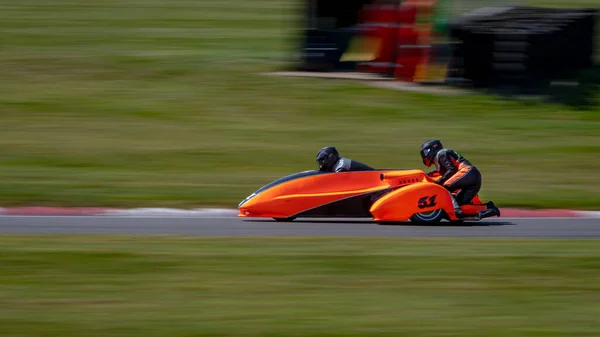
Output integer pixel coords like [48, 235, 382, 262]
[418, 195, 437, 209]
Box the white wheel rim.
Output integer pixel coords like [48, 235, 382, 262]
[414, 209, 442, 221]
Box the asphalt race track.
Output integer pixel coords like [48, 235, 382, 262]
[0, 216, 599, 238]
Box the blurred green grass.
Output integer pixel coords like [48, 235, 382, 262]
[1, 236, 599, 337]
[0, 0, 598, 209]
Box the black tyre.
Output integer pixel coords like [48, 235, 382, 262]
[273, 216, 297, 222]
[410, 209, 444, 224]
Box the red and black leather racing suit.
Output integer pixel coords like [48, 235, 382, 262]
[428, 149, 481, 206]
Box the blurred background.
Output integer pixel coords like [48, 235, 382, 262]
[0, 0, 598, 209]
[1, 2, 599, 337]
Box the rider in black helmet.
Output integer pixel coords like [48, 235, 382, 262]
[420, 139, 488, 218]
[316, 146, 374, 173]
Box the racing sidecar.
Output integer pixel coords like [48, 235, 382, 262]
[237, 169, 500, 224]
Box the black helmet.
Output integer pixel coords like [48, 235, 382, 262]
[316, 146, 340, 172]
[420, 140, 443, 167]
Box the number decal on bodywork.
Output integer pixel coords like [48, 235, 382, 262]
[418, 195, 437, 209]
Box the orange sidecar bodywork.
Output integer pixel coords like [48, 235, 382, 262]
[238, 169, 495, 223]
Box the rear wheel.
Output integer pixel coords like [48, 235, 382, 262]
[410, 209, 443, 224]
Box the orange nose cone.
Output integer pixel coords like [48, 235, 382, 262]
[238, 192, 263, 217]
[238, 208, 249, 217]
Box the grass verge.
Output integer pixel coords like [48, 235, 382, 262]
[1, 236, 599, 337]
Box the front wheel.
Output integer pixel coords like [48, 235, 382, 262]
[410, 209, 443, 224]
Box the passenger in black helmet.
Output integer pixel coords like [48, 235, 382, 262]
[419, 139, 493, 218]
[316, 146, 374, 173]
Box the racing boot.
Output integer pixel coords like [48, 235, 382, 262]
[477, 201, 501, 219]
[454, 207, 465, 219]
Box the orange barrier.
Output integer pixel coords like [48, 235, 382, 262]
[355, 4, 404, 74]
[351, 0, 439, 82]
